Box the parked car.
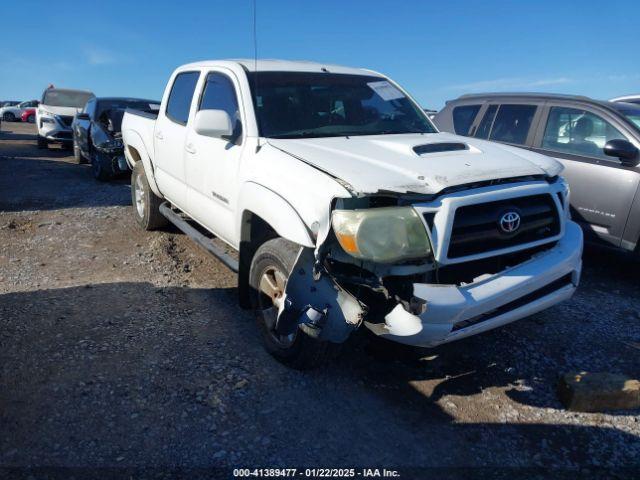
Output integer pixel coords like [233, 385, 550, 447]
[0, 100, 39, 122]
[0, 101, 20, 108]
[611, 94, 640, 105]
[36, 88, 94, 149]
[21, 108, 36, 123]
[72, 97, 160, 180]
[122, 60, 582, 368]
[433, 93, 640, 255]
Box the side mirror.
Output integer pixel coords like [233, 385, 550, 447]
[194, 109, 233, 139]
[604, 139, 639, 166]
[76, 113, 90, 121]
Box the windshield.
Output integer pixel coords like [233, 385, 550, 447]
[96, 99, 159, 133]
[42, 89, 94, 108]
[247, 72, 436, 139]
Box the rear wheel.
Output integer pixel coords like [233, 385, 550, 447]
[249, 238, 336, 369]
[37, 135, 48, 149]
[131, 161, 168, 230]
[3, 112, 15, 122]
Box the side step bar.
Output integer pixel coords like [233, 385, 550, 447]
[159, 202, 239, 273]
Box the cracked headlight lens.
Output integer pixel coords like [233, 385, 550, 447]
[332, 207, 431, 263]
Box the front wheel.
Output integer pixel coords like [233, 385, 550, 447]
[131, 161, 168, 230]
[3, 112, 15, 122]
[90, 150, 112, 181]
[27, 115, 35, 124]
[73, 140, 86, 164]
[249, 238, 337, 369]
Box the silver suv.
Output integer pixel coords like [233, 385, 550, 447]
[433, 93, 640, 255]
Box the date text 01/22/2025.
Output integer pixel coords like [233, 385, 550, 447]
[232, 468, 401, 478]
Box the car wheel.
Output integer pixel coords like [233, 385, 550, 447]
[27, 115, 35, 124]
[37, 135, 48, 149]
[73, 140, 85, 164]
[249, 237, 337, 369]
[131, 161, 168, 231]
[3, 112, 15, 122]
[90, 150, 112, 181]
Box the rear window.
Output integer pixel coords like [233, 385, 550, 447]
[165, 71, 200, 125]
[489, 104, 537, 145]
[452, 105, 480, 135]
[42, 90, 94, 108]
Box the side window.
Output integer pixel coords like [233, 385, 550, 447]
[474, 104, 498, 139]
[199, 72, 241, 135]
[542, 107, 627, 160]
[166, 71, 200, 125]
[452, 105, 481, 135]
[489, 104, 537, 145]
[84, 99, 95, 116]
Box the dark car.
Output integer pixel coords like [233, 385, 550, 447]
[72, 97, 159, 181]
[433, 93, 640, 255]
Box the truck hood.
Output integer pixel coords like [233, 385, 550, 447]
[268, 132, 563, 195]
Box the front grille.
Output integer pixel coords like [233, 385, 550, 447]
[52, 131, 72, 139]
[57, 115, 74, 127]
[447, 194, 560, 258]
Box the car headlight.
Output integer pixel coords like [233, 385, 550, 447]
[97, 139, 124, 152]
[332, 207, 431, 263]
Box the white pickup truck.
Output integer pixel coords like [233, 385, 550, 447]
[122, 60, 583, 368]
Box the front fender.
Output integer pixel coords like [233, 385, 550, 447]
[237, 182, 315, 248]
[123, 129, 162, 197]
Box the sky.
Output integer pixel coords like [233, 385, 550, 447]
[1, 0, 639, 109]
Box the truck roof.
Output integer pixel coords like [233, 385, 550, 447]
[179, 59, 383, 77]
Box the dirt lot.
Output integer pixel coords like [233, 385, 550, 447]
[1, 122, 639, 476]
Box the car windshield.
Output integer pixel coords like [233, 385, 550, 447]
[42, 90, 94, 108]
[612, 103, 640, 130]
[96, 99, 159, 132]
[247, 72, 436, 139]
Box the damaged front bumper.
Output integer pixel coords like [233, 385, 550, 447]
[366, 220, 583, 347]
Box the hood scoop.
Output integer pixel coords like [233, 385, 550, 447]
[413, 142, 468, 155]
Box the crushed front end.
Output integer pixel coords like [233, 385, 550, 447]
[276, 177, 583, 347]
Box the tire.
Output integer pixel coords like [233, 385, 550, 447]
[73, 140, 84, 164]
[27, 115, 35, 124]
[131, 161, 167, 230]
[37, 135, 48, 149]
[90, 150, 112, 181]
[3, 112, 15, 122]
[249, 238, 337, 369]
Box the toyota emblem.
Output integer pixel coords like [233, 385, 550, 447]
[499, 211, 521, 234]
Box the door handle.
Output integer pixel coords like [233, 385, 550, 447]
[155, 131, 164, 140]
[185, 143, 196, 154]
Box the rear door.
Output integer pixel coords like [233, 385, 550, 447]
[153, 70, 201, 210]
[471, 101, 543, 148]
[184, 69, 246, 245]
[531, 102, 640, 247]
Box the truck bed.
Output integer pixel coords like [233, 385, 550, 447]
[121, 108, 157, 165]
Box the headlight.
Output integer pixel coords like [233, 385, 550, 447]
[332, 207, 431, 263]
[97, 139, 124, 152]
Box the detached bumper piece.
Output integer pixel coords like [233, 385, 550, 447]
[276, 248, 364, 343]
[366, 221, 583, 347]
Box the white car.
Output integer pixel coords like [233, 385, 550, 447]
[610, 94, 640, 105]
[0, 100, 39, 122]
[36, 88, 94, 149]
[122, 60, 583, 368]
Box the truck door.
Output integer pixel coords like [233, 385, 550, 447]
[153, 71, 200, 211]
[184, 70, 246, 245]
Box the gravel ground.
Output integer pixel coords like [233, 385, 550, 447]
[1, 122, 639, 478]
